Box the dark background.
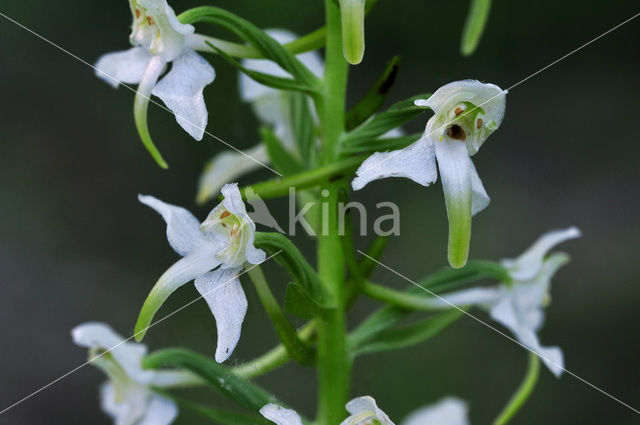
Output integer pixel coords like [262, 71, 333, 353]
[1, 0, 639, 424]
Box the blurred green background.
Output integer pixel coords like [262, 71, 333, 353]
[1, 0, 639, 424]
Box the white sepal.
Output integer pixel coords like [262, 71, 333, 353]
[95, 47, 152, 88]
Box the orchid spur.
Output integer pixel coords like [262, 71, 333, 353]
[426, 227, 581, 376]
[352, 80, 507, 268]
[95, 0, 216, 168]
[72, 322, 200, 425]
[260, 396, 469, 425]
[134, 183, 265, 362]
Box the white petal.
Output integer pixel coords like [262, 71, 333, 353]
[502, 227, 581, 281]
[220, 183, 266, 265]
[511, 326, 564, 377]
[240, 29, 323, 102]
[152, 50, 215, 140]
[95, 47, 152, 88]
[489, 297, 564, 377]
[435, 140, 475, 268]
[260, 403, 304, 425]
[194, 268, 247, 362]
[138, 194, 207, 256]
[418, 80, 507, 127]
[352, 137, 437, 190]
[72, 323, 152, 384]
[100, 381, 150, 425]
[402, 397, 469, 425]
[342, 396, 395, 425]
[196, 144, 269, 205]
[426, 287, 505, 309]
[137, 394, 179, 425]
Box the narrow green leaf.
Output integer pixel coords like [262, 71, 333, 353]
[246, 265, 315, 365]
[346, 56, 401, 131]
[143, 348, 276, 411]
[352, 310, 463, 355]
[285, 282, 321, 319]
[460, 0, 492, 56]
[206, 42, 318, 95]
[289, 92, 316, 167]
[254, 232, 335, 309]
[180, 7, 319, 86]
[359, 236, 388, 278]
[341, 94, 431, 149]
[261, 127, 304, 176]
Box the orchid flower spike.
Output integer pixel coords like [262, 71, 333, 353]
[134, 183, 266, 362]
[95, 0, 216, 168]
[196, 29, 324, 204]
[426, 227, 581, 376]
[72, 322, 200, 425]
[352, 80, 507, 268]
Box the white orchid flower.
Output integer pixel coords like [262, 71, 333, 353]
[196, 29, 323, 203]
[134, 183, 266, 362]
[352, 80, 507, 268]
[72, 322, 200, 425]
[95, 0, 215, 168]
[426, 227, 581, 376]
[402, 397, 469, 425]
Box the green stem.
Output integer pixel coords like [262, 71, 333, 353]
[361, 280, 444, 311]
[238, 155, 365, 201]
[232, 321, 316, 379]
[246, 265, 315, 365]
[493, 351, 541, 425]
[315, 2, 350, 423]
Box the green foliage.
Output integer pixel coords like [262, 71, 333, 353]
[144, 349, 276, 411]
[340, 94, 431, 153]
[180, 7, 320, 86]
[351, 310, 463, 356]
[289, 92, 317, 167]
[247, 265, 315, 364]
[261, 127, 304, 176]
[345, 56, 401, 131]
[253, 232, 336, 310]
